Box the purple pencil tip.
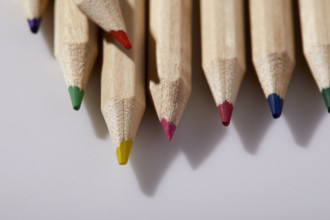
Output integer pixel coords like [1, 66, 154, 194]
[27, 18, 41, 34]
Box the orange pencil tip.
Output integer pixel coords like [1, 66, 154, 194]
[109, 30, 132, 49]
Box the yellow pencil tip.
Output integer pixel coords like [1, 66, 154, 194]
[116, 139, 133, 165]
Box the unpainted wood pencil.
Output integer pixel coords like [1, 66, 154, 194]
[73, 0, 132, 49]
[299, 0, 330, 112]
[101, 0, 145, 165]
[148, 0, 192, 141]
[250, 0, 295, 118]
[201, 0, 245, 126]
[55, 0, 98, 110]
[21, 0, 49, 33]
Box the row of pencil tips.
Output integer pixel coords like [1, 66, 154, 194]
[21, 0, 330, 165]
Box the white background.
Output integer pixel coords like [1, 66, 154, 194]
[1, 1, 330, 219]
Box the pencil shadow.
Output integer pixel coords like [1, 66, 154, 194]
[41, 0, 54, 57]
[233, 0, 272, 154]
[84, 50, 109, 140]
[131, 0, 222, 196]
[233, 71, 272, 154]
[176, 70, 226, 169]
[129, 0, 179, 197]
[148, 32, 160, 84]
[130, 97, 180, 197]
[283, 0, 326, 147]
[177, 0, 226, 169]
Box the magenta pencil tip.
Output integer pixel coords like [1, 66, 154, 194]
[218, 100, 233, 127]
[160, 118, 176, 141]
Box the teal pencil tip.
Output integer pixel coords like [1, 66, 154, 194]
[322, 88, 330, 113]
[68, 86, 84, 111]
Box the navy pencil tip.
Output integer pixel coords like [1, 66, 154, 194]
[267, 93, 283, 119]
[27, 18, 41, 34]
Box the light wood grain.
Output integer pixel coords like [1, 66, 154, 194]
[250, 0, 295, 99]
[74, 0, 127, 33]
[148, 0, 192, 126]
[299, 0, 330, 91]
[21, 0, 49, 19]
[201, 0, 245, 106]
[101, 0, 145, 149]
[55, 0, 98, 90]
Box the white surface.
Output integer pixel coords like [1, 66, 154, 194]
[1, 1, 330, 220]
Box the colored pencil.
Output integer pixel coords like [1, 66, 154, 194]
[299, 0, 330, 112]
[148, 0, 192, 141]
[21, 0, 49, 33]
[55, 0, 98, 110]
[250, 0, 295, 118]
[73, 0, 132, 49]
[200, 0, 245, 126]
[101, 0, 145, 165]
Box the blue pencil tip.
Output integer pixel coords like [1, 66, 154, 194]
[267, 93, 283, 119]
[27, 18, 41, 34]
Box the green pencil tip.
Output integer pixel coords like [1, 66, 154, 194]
[322, 88, 330, 113]
[68, 86, 84, 111]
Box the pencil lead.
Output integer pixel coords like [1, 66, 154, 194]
[68, 86, 84, 111]
[267, 93, 283, 119]
[27, 18, 41, 34]
[161, 118, 176, 141]
[116, 139, 132, 165]
[322, 88, 330, 113]
[218, 100, 233, 127]
[109, 30, 132, 49]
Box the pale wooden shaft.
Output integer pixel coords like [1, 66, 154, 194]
[250, 0, 295, 98]
[101, 0, 145, 148]
[21, 0, 49, 19]
[149, 0, 192, 125]
[299, 0, 330, 90]
[74, 0, 127, 32]
[201, 0, 245, 106]
[55, 0, 98, 89]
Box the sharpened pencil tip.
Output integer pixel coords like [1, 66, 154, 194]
[218, 100, 233, 127]
[160, 118, 176, 141]
[27, 18, 41, 34]
[109, 30, 132, 49]
[322, 88, 330, 113]
[116, 139, 132, 165]
[267, 93, 283, 119]
[68, 86, 84, 111]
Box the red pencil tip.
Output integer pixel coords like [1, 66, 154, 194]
[109, 30, 132, 49]
[160, 118, 176, 141]
[218, 100, 234, 127]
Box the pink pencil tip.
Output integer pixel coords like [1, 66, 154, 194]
[218, 100, 234, 127]
[160, 118, 176, 141]
[109, 30, 132, 49]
